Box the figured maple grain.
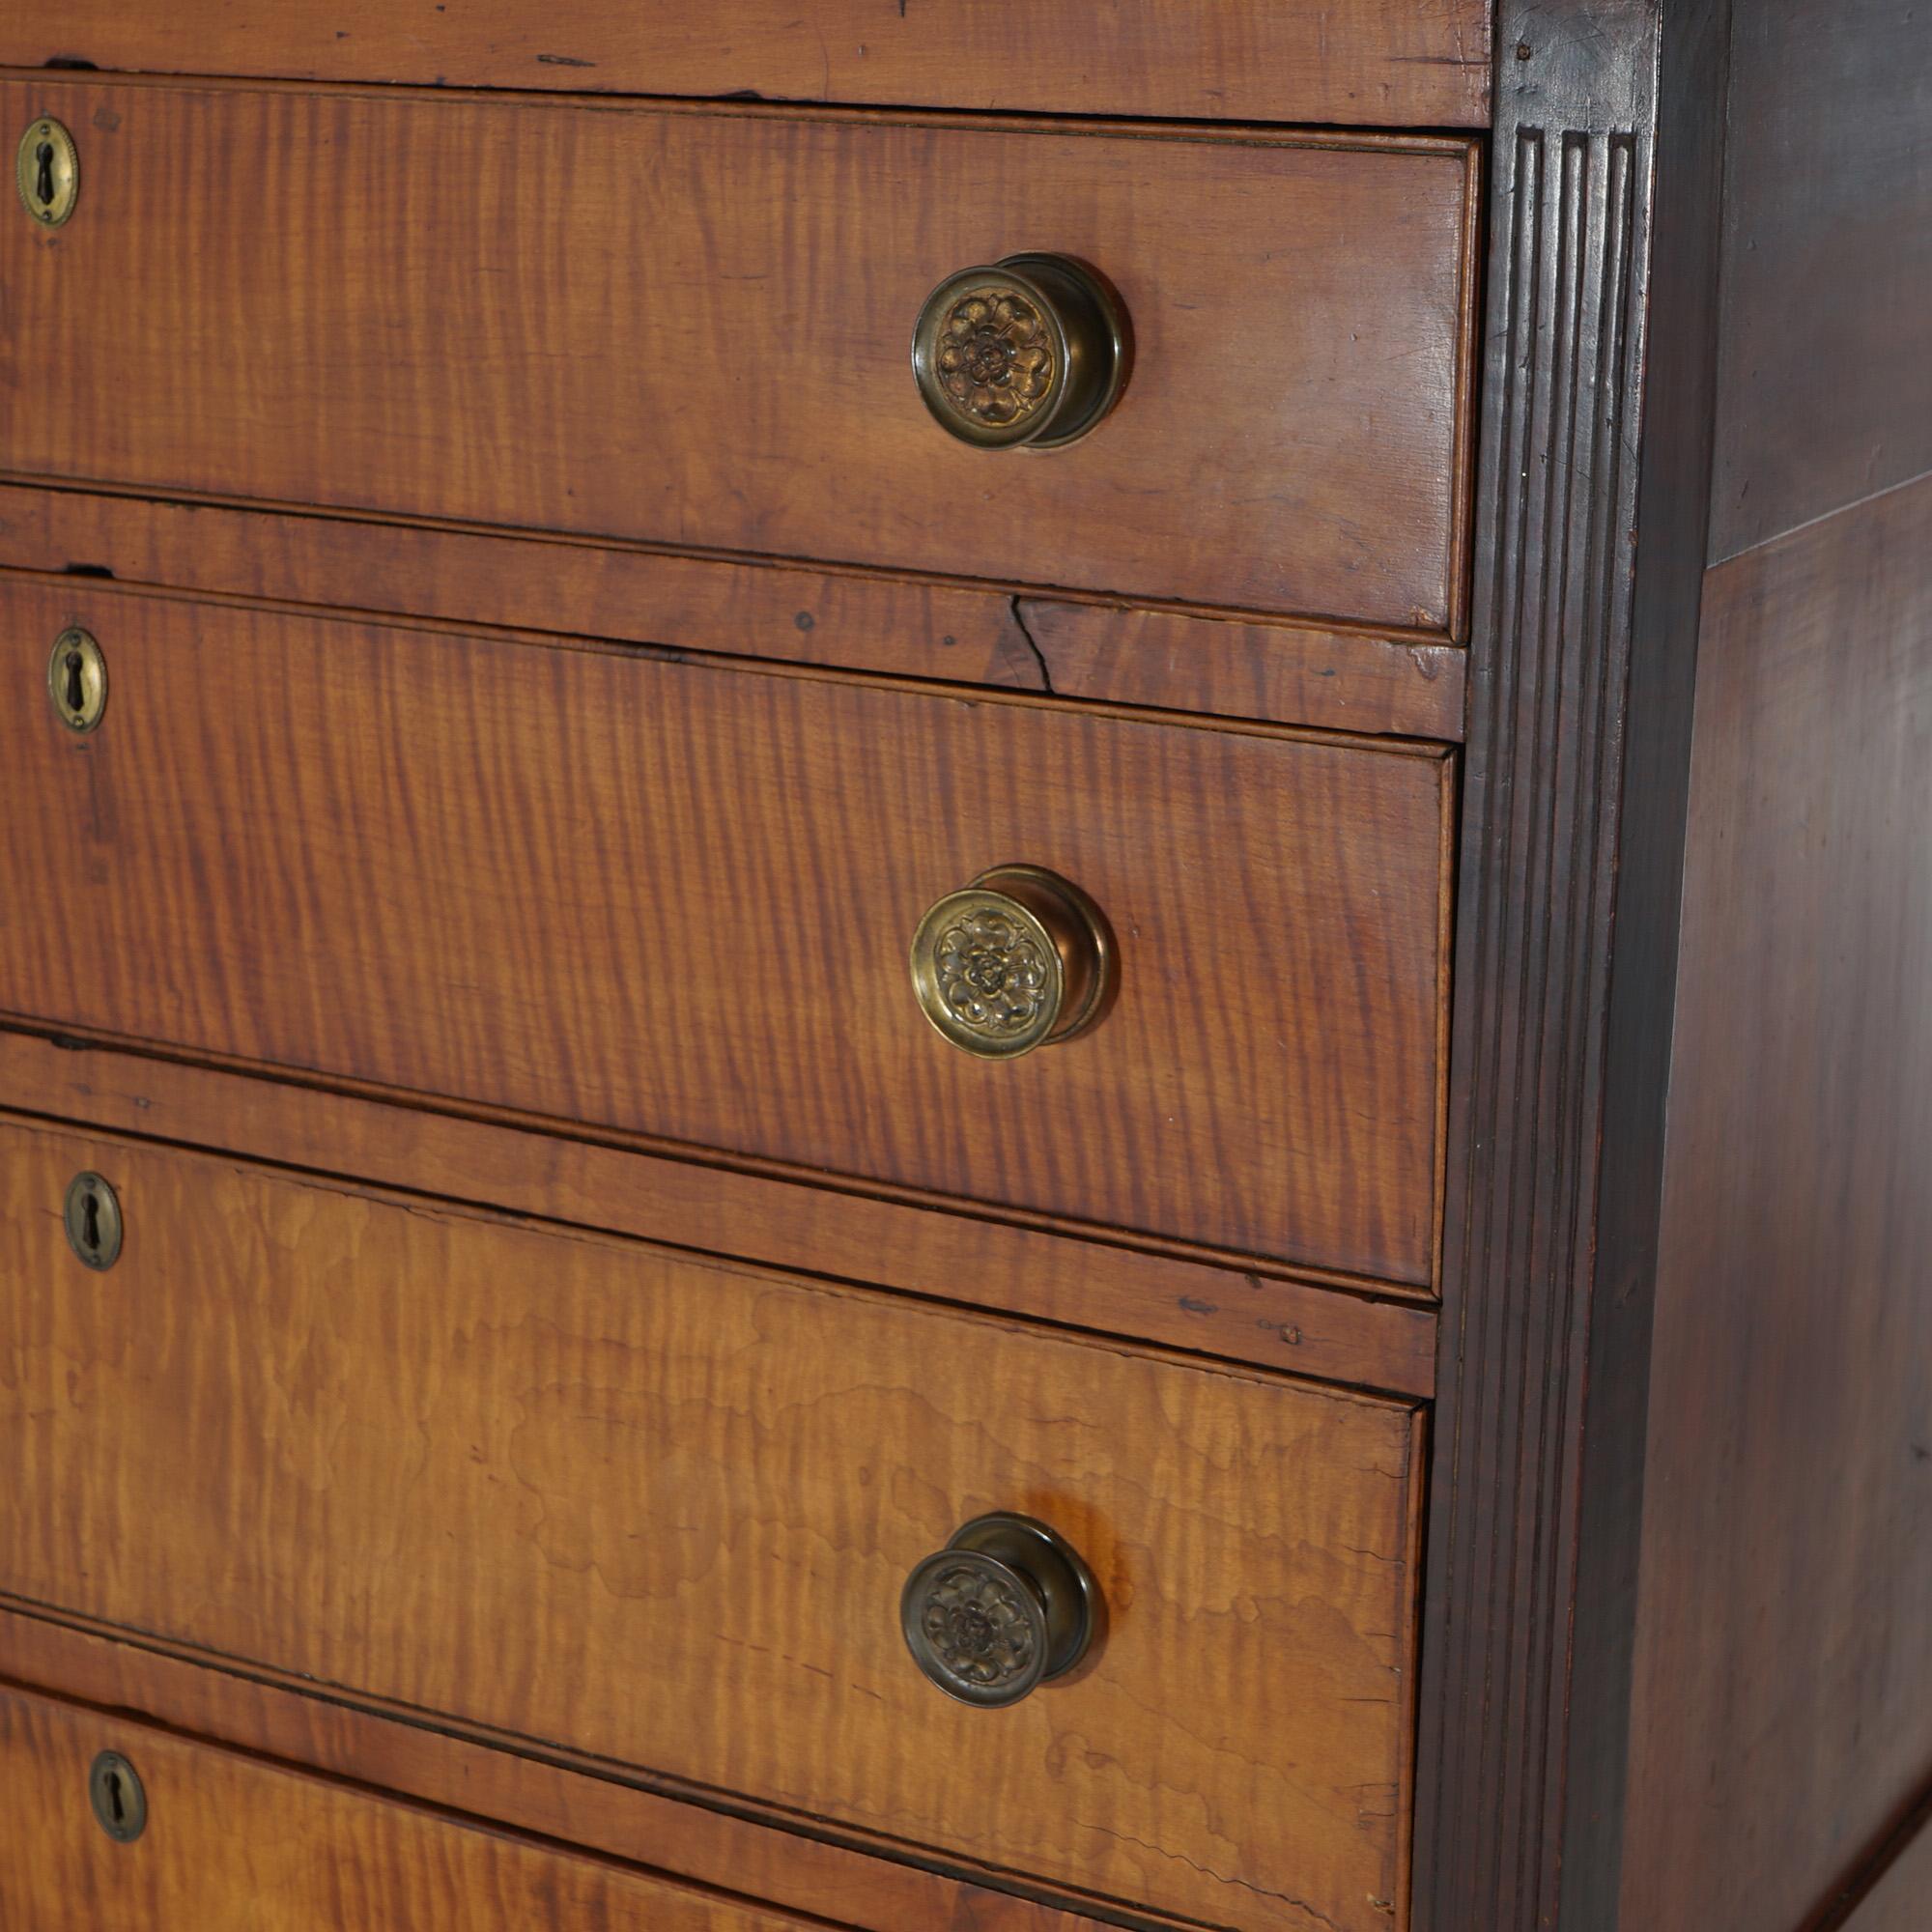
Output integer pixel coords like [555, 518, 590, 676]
[0, 1030, 1440, 1394]
[0, 2, 1493, 127]
[0, 483, 1468, 740]
[0, 1120, 1425, 1932]
[0, 1611, 1105, 1932]
[0, 1684, 822, 1932]
[0, 77, 1480, 633]
[1017, 597, 1468, 740]
[0, 577, 1452, 1285]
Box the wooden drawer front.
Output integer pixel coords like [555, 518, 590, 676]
[0, 4, 1492, 128]
[0, 1684, 818, 1931]
[5, 580, 1452, 1286]
[0, 78, 1478, 634]
[0, 1121, 1425, 1932]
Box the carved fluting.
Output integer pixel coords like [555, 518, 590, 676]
[1416, 119, 1645, 1932]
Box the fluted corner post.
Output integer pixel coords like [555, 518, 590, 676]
[1412, 4, 1734, 1928]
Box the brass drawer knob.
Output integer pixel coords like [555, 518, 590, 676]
[900, 1513, 1100, 1708]
[911, 254, 1127, 450]
[909, 864, 1113, 1059]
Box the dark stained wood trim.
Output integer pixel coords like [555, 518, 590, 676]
[0, 1605, 1143, 1932]
[0, 483, 1466, 741]
[1413, 4, 1731, 1927]
[0, 1028, 1438, 1398]
[1813, 1778, 1932, 1932]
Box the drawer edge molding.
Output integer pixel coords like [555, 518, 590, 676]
[0, 1035, 1440, 1397]
[0, 1119, 1424, 1932]
[0, 8, 1493, 130]
[0, 1605, 1203, 1932]
[0, 486, 1468, 741]
[0, 1673, 852, 1932]
[0, 79, 1481, 633]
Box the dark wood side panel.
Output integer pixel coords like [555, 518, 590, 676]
[0, 484, 1470, 741]
[1706, 0, 1932, 561]
[1619, 476, 1932, 1932]
[0, 78, 1479, 634]
[0, 1682, 825, 1931]
[0, 2, 1493, 128]
[0, 1030, 1440, 1396]
[1, 576, 1454, 1287]
[0, 1607, 1122, 1932]
[0, 1119, 1424, 1932]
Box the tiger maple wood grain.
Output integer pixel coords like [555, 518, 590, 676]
[0, 1, 1493, 128]
[0, 77, 1479, 633]
[0, 577, 1452, 1284]
[0, 1031, 1441, 1394]
[0, 1122, 1424, 1932]
[0, 1612, 1104, 1932]
[0, 1685, 819, 1931]
[0, 483, 1471, 740]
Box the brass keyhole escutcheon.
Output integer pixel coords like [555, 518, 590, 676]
[15, 117, 78, 228]
[88, 1751, 147, 1845]
[64, 1172, 123, 1271]
[46, 627, 107, 732]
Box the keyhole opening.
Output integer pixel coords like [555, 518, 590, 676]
[35, 138, 54, 210]
[103, 1767, 126, 1825]
[80, 1187, 101, 1256]
[63, 648, 85, 715]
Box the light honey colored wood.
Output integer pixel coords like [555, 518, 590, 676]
[0, 5, 1493, 128]
[1, 575, 1453, 1286]
[0, 1607, 1107, 1932]
[0, 76, 1480, 633]
[0, 483, 1470, 739]
[0, 1031, 1440, 1394]
[0, 1683, 826, 1931]
[0, 1118, 1425, 1932]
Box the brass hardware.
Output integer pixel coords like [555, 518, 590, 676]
[909, 864, 1113, 1059]
[901, 1513, 1100, 1708]
[46, 627, 107, 733]
[911, 253, 1127, 450]
[63, 1172, 123, 1271]
[88, 1751, 146, 1844]
[15, 117, 78, 228]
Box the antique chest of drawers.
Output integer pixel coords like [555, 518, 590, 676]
[2, 6, 1928, 1932]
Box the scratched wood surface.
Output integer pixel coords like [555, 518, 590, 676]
[0, 1, 1494, 128]
[0, 1683, 828, 1931]
[1, 577, 1453, 1286]
[0, 1120, 1425, 1932]
[0, 77, 1479, 634]
[0, 484, 1470, 740]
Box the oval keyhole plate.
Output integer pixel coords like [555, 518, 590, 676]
[88, 1751, 147, 1845]
[64, 1171, 123, 1271]
[15, 117, 79, 228]
[46, 627, 107, 732]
